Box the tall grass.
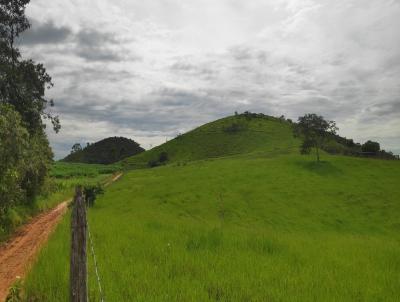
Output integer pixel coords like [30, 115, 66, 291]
[24, 154, 400, 301]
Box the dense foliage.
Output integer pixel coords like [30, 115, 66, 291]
[322, 134, 397, 159]
[0, 0, 59, 132]
[0, 0, 56, 231]
[361, 140, 380, 153]
[62, 137, 144, 164]
[294, 113, 338, 162]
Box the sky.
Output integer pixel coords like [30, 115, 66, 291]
[19, 0, 400, 159]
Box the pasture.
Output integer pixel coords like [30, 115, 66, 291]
[24, 154, 400, 301]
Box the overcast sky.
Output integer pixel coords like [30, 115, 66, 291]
[20, 0, 400, 159]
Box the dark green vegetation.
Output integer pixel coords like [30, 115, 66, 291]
[24, 113, 400, 301]
[0, 0, 58, 233]
[294, 113, 338, 162]
[63, 137, 144, 164]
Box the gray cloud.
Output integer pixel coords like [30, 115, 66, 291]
[74, 29, 125, 62]
[19, 20, 72, 45]
[364, 101, 400, 119]
[75, 48, 122, 62]
[20, 20, 135, 63]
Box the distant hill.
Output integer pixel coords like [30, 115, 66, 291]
[63, 137, 144, 164]
[122, 113, 300, 169]
[122, 112, 397, 169]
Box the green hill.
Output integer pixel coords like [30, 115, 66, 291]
[63, 136, 144, 164]
[123, 112, 397, 169]
[123, 113, 300, 169]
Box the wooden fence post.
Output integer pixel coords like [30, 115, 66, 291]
[70, 186, 87, 302]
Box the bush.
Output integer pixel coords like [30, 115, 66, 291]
[361, 140, 380, 153]
[148, 152, 169, 168]
[83, 184, 104, 207]
[224, 122, 246, 133]
[159, 151, 168, 163]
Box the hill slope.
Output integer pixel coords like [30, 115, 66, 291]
[25, 154, 400, 301]
[123, 114, 300, 168]
[63, 137, 144, 164]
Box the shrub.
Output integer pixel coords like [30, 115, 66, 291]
[224, 122, 246, 133]
[361, 140, 380, 153]
[159, 151, 169, 163]
[83, 184, 104, 207]
[148, 152, 169, 168]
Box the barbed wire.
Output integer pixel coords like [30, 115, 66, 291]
[87, 221, 105, 302]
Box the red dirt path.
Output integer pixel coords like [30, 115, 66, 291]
[0, 172, 122, 301]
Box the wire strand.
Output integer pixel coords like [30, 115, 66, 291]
[87, 222, 105, 302]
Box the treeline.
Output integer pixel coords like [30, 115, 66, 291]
[323, 134, 398, 160]
[0, 1, 58, 232]
[63, 137, 145, 164]
[234, 111, 398, 160]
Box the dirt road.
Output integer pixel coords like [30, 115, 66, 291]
[0, 200, 69, 300]
[0, 172, 123, 301]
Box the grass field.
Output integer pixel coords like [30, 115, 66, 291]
[36, 162, 119, 211]
[24, 153, 400, 301]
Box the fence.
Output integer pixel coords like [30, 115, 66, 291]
[70, 186, 104, 302]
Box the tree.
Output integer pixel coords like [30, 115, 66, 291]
[0, 0, 60, 133]
[294, 113, 338, 162]
[0, 104, 52, 215]
[71, 143, 82, 154]
[0, 103, 28, 214]
[0, 1, 56, 231]
[361, 140, 380, 154]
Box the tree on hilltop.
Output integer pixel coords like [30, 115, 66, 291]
[361, 140, 380, 154]
[71, 143, 83, 154]
[294, 113, 338, 162]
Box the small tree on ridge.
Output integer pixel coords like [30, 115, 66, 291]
[294, 113, 338, 162]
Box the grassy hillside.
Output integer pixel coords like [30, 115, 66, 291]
[63, 137, 144, 164]
[122, 114, 300, 169]
[24, 154, 400, 301]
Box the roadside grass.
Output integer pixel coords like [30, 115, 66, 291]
[24, 154, 400, 301]
[0, 162, 116, 241]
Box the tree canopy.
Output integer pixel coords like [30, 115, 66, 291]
[0, 0, 60, 133]
[294, 113, 338, 162]
[361, 140, 380, 154]
[0, 0, 56, 229]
